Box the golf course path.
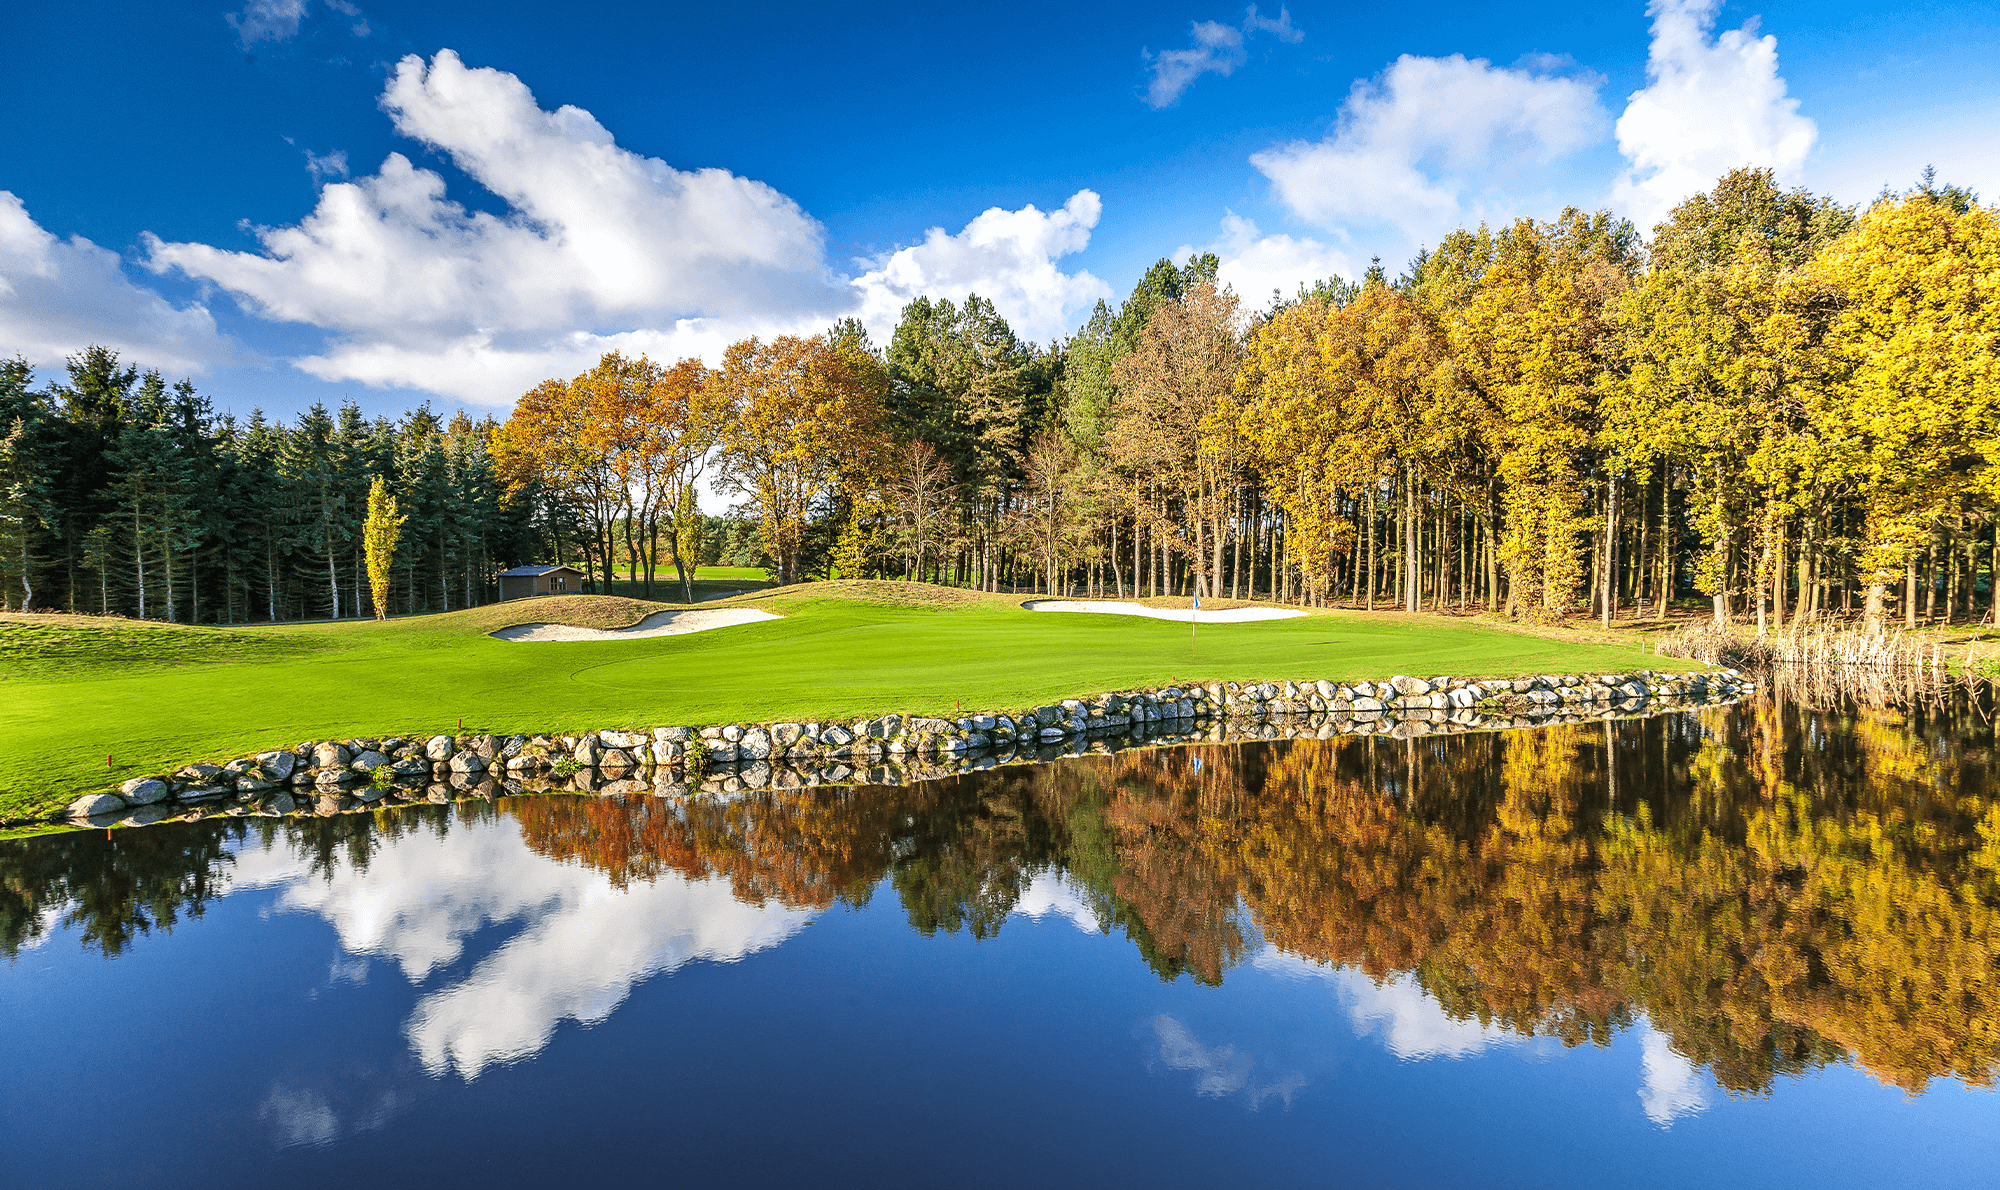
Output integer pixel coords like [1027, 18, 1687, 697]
[1025, 600, 1305, 624]
[490, 608, 781, 642]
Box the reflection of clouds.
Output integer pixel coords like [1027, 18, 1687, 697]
[1253, 950, 1519, 1059]
[1147, 1015, 1306, 1110]
[1638, 1025, 1711, 1127]
[407, 875, 812, 1078]
[1254, 948, 1717, 1126]
[256, 1082, 404, 1149]
[228, 817, 816, 1080]
[1011, 869, 1101, 933]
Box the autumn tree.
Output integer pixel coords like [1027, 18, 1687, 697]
[715, 333, 890, 584]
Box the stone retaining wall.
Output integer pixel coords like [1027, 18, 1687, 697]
[51, 668, 1752, 829]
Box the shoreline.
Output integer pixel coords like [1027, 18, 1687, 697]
[31, 667, 1752, 832]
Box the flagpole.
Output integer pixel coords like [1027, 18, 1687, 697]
[1191, 589, 1198, 659]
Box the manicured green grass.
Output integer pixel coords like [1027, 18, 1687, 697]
[0, 582, 1696, 821]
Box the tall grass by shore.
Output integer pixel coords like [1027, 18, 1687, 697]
[1654, 621, 1964, 673]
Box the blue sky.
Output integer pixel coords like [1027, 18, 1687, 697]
[2, 0, 1996, 423]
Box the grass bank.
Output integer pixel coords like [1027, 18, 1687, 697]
[0, 580, 1696, 821]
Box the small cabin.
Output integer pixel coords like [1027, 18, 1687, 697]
[497, 564, 585, 601]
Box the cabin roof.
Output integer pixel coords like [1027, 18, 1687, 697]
[495, 564, 582, 578]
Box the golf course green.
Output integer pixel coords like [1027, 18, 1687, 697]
[0, 580, 1696, 821]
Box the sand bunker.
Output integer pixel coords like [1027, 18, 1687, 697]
[490, 608, 781, 642]
[1025, 600, 1304, 624]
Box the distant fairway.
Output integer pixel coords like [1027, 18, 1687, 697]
[0, 580, 1694, 820]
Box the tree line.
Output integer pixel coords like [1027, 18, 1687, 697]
[495, 166, 1998, 632]
[0, 348, 529, 619]
[7, 167, 1994, 629]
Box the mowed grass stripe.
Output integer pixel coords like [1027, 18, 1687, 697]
[0, 583, 1692, 820]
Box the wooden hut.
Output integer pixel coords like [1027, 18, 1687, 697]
[496, 564, 585, 601]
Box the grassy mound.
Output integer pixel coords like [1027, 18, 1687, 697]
[0, 582, 1697, 822]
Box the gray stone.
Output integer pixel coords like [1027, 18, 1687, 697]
[721, 725, 744, 742]
[447, 752, 487, 774]
[651, 741, 684, 764]
[350, 750, 390, 772]
[313, 742, 349, 769]
[738, 728, 773, 760]
[174, 763, 225, 783]
[573, 738, 600, 766]
[821, 725, 854, 747]
[235, 774, 275, 792]
[1351, 697, 1386, 713]
[1388, 675, 1431, 696]
[907, 716, 953, 735]
[392, 756, 431, 776]
[599, 748, 635, 769]
[600, 730, 648, 750]
[66, 792, 127, 818]
[771, 723, 805, 749]
[119, 777, 169, 804]
[425, 735, 454, 761]
[654, 725, 692, 743]
[706, 743, 739, 763]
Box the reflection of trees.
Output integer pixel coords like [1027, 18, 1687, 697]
[1, 821, 244, 957]
[10, 686, 1996, 1096]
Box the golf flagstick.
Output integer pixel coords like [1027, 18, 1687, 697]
[1191, 590, 1199, 658]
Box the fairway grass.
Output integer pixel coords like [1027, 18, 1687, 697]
[0, 582, 1697, 821]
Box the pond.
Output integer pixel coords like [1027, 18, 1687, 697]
[4, 684, 1997, 1188]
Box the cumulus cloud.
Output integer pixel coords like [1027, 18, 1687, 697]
[852, 191, 1111, 346]
[1145, 5, 1304, 108]
[143, 50, 1104, 402]
[1179, 212, 1356, 310]
[1613, 0, 1817, 231]
[1250, 53, 1606, 243]
[0, 191, 234, 375]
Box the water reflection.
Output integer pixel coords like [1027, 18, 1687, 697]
[6, 682, 1998, 1115]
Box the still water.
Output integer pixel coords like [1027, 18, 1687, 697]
[5, 685, 1997, 1188]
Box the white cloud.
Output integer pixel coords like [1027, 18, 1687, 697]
[1613, 0, 1818, 231]
[1145, 6, 1304, 108]
[851, 191, 1112, 345]
[303, 148, 348, 182]
[0, 190, 234, 375]
[1251, 53, 1607, 243]
[228, 0, 308, 46]
[144, 50, 1104, 402]
[1179, 212, 1356, 310]
[1147, 22, 1247, 109]
[1243, 4, 1302, 43]
[228, 0, 369, 47]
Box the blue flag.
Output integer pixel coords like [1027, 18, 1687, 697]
[1192, 593, 1201, 611]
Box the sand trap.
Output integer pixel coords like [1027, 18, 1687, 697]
[491, 608, 781, 642]
[1025, 600, 1304, 624]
